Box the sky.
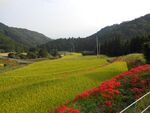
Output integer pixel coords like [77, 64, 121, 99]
[0, 0, 150, 39]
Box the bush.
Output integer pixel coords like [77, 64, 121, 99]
[4, 64, 7, 67]
[18, 54, 27, 59]
[38, 49, 48, 58]
[8, 52, 16, 58]
[81, 51, 95, 56]
[14, 52, 27, 59]
[50, 49, 61, 58]
[27, 52, 37, 59]
[144, 42, 150, 64]
[112, 53, 146, 69]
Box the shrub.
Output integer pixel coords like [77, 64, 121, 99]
[112, 53, 146, 69]
[27, 52, 37, 59]
[8, 52, 16, 58]
[15, 52, 27, 59]
[143, 42, 150, 64]
[38, 49, 49, 58]
[18, 54, 27, 59]
[50, 49, 61, 58]
[81, 51, 95, 56]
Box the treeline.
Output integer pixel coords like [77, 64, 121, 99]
[100, 35, 150, 56]
[8, 48, 61, 59]
[100, 35, 150, 63]
[40, 35, 150, 63]
[41, 35, 150, 56]
[40, 38, 96, 52]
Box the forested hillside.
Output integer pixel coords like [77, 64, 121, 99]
[41, 14, 150, 55]
[1, 14, 150, 56]
[0, 23, 51, 52]
[88, 14, 150, 40]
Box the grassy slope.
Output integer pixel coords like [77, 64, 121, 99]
[0, 54, 128, 113]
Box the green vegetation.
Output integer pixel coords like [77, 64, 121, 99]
[0, 22, 50, 52]
[7, 48, 50, 59]
[111, 53, 146, 69]
[1, 14, 150, 57]
[144, 42, 150, 63]
[88, 14, 150, 41]
[118, 71, 150, 113]
[0, 33, 22, 52]
[0, 58, 25, 73]
[41, 14, 150, 57]
[41, 32, 150, 57]
[0, 54, 128, 113]
[0, 12, 149, 113]
[55, 65, 150, 113]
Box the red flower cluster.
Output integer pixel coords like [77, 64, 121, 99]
[115, 64, 150, 79]
[114, 64, 150, 99]
[57, 106, 80, 113]
[105, 101, 112, 107]
[55, 64, 150, 113]
[73, 87, 99, 101]
[74, 77, 121, 102]
[99, 78, 121, 100]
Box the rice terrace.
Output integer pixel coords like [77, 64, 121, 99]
[0, 1, 150, 113]
[0, 53, 128, 113]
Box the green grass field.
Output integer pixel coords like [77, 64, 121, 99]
[0, 54, 128, 113]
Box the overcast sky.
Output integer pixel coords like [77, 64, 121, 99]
[0, 0, 150, 39]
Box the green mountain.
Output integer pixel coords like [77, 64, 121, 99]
[87, 14, 150, 41]
[41, 14, 150, 52]
[0, 23, 51, 52]
[2, 14, 150, 53]
[0, 33, 22, 52]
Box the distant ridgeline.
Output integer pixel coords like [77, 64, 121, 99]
[1, 14, 150, 56]
[40, 14, 150, 56]
[0, 23, 51, 52]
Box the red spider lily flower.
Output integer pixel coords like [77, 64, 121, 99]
[67, 108, 80, 113]
[57, 106, 67, 113]
[115, 64, 150, 80]
[102, 93, 113, 100]
[57, 106, 80, 113]
[55, 64, 150, 113]
[105, 101, 112, 107]
[73, 87, 99, 101]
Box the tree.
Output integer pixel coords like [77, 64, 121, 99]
[38, 49, 48, 58]
[27, 52, 37, 59]
[50, 49, 59, 57]
[143, 42, 150, 63]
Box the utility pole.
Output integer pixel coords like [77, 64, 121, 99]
[96, 35, 99, 58]
[72, 43, 75, 52]
[99, 42, 101, 55]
